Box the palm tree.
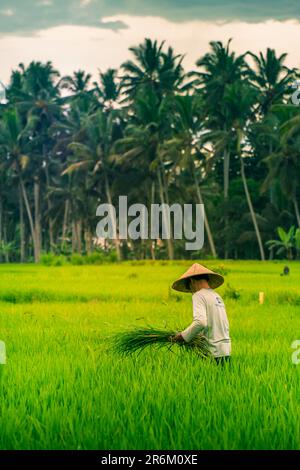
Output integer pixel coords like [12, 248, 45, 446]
[121, 38, 186, 102]
[162, 94, 217, 257]
[113, 89, 175, 259]
[262, 105, 300, 228]
[211, 81, 266, 260]
[56, 69, 124, 258]
[59, 70, 92, 94]
[0, 109, 39, 261]
[59, 70, 99, 114]
[8, 61, 63, 259]
[1, 41, 300, 263]
[94, 69, 121, 109]
[64, 107, 123, 260]
[247, 48, 296, 115]
[262, 146, 300, 228]
[120, 40, 188, 259]
[193, 39, 249, 256]
[0, 161, 16, 262]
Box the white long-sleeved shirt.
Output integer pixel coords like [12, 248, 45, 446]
[181, 288, 231, 358]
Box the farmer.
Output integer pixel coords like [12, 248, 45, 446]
[171, 263, 231, 365]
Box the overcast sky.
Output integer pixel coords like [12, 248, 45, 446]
[1, 0, 300, 83]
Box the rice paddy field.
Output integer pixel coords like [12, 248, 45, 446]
[0, 260, 300, 450]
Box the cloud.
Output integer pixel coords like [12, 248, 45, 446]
[0, 1, 128, 35]
[38, 0, 53, 6]
[80, 0, 93, 6]
[1, 15, 299, 86]
[0, 1, 299, 36]
[0, 9, 15, 16]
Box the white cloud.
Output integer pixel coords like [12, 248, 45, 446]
[0, 9, 14, 16]
[0, 15, 299, 84]
[38, 1, 53, 6]
[80, 0, 93, 6]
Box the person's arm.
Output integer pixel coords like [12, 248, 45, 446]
[178, 295, 207, 343]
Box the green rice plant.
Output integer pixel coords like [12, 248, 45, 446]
[70, 254, 85, 265]
[224, 283, 241, 300]
[40, 253, 67, 266]
[113, 327, 211, 358]
[1, 261, 300, 450]
[40, 253, 57, 266]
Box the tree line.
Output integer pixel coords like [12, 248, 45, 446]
[0, 38, 300, 262]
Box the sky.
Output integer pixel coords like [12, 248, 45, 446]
[1, 0, 300, 83]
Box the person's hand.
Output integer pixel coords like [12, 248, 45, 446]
[172, 333, 185, 343]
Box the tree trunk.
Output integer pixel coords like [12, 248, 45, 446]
[3, 224, 9, 263]
[72, 220, 77, 253]
[104, 171, 122, 261]
[76, 219, 82, 253]
[71, 218, 81, 253]
[160, 160, 170, 205]
[34, 177, 41, 262]
[19, 174, 39, 263]
[61, 199, 69, 251]
[223, 148, 230, 259]
[44, 149, 54, 252]
[293, 197, 300, 228]
[240, 157, 265, 261]
[150, 181, 156, 260]
[192, 162, 217, 258]
[85, 227, 93, 254]
[19, 187, 25, 262]
[150, 241, 156, 260]
[268, 141, 274, 204]
[49, 216, 54, 252]
[156, 168, 174, 260]
[223, 149, 230, 201]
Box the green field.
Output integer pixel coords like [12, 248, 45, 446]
[0, 260, 300, 450]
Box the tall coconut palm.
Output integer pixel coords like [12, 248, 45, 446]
[8, 61, 63, 259]
[59, 70, 92, 94]
[113, 89, 175, 259]
[94, 69, 121, 109]
[49, 96, 96, 252]
[162, 94, 217, 257]
[59, 70, 99, 114]
[121, 38, 186, 102]
[247, 48, 296, 115]
[262, 131, 300, 228]
[193, 39, 249, 256]
[63, 107, 123, 260]
[0, 109, 39, 261]
[212, 81, 266, 260]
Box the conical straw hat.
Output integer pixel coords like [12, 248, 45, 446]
[172, 263, 224, 293]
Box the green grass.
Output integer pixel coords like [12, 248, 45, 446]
[0, 260, 300, 449]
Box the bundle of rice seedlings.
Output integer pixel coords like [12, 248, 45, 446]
[113, 327, 211, 358]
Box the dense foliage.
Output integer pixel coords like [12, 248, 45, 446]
[0, 38, 300, 262]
